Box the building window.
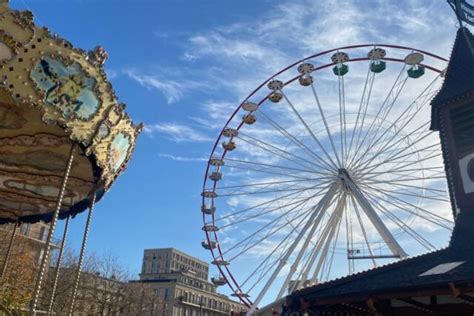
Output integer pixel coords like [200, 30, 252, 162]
[20, 223, 30, 236]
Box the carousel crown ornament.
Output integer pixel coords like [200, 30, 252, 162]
[0, 1, 141, 314]
[0, 1, 142, 224]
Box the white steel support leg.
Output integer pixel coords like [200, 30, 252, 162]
[341, 170, 407, 258]
[245, 182, 338, 316]
[275, 187, 339, 299]
[310, 195, 346, 284]
[295, 194, 347, 291]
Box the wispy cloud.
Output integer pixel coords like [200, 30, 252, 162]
[158, 153, 208, 162]
[126, 70, 183, 104]
[144, 122, 213, 143]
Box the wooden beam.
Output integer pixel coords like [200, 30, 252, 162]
[449, 282, 461, 297]
[396, 298, 434, 313]
[366, 297, 377, 313]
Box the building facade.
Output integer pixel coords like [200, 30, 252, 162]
[142, 248, 209, 281]
[0, 221, 52, 265]
[138, 248, 246, 316]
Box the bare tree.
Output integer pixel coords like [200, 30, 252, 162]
[42, 250, 159, 315]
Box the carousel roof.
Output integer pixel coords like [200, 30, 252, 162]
[0, 3, 142, 223]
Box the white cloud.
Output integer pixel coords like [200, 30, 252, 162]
[144, 122, 213, 143]
[158, 153, 208, 162]
[126, 70, 183, 104]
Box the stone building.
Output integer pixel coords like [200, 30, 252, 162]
[138, 248, 247, 316]
[0, 221, 52, 265]
[142, 248, 209, 281]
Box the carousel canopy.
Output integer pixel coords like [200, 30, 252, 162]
[0, 2, 141, 223]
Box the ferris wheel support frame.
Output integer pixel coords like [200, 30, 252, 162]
[246, 183, 339, 315]
[201, 44, 449, 313]
[340, 170, 408, 258]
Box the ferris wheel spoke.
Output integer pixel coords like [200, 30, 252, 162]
[345, 201, 355, 274]
[226, 205, 315, 262]
[217, 178, 316, 191]
[353, 71, 409, 159]
[217, 179, 314, 199]
[323, 204, 344, 281]
[379, 181, 447, 196]
[364, 174, 446, 186]
[216, 178, 318, 202]
[342, 171, 407, 258]
[217, 185, 317, 198]
[361, 184, 452, 229]
[246, 183, 339, 313]
[219, 184, 328, 231]
[255, 113, 339, 176]
[242, 207, 315, 291]
[365, 122, 431, 170]
[215, 180, 333, 224]
[309, 200, 344, 284]
[346, 63, 376, 163]
[293, 193, 346, 291]
[363, 165, 444, 178]
[354, 122, 432, 173]
[309, 81, 343, 167]
[360, 142, 441, 177]
[365, 75, 441, 159]
[349, 194, 377, 268]
[281, 91, 340, 170]
[276, 189, 343, 299]
[246, 245, 291, 294]
[352, 75, 441, 171]
[255, 110, 336, 173]
[363, 191, 437, 250]
[364, 185, 450, 203]
[224, 158, 321, 176]
[364, 180, 447, 199]
[336, 70, 348, 166]
[226, 189, 329, 264]
[360, 183, 453, 228]
[222, 162, 321, 180]
[370, 154, 443, 180]
[348, 65, 407, 167]
[363, 158, 443, 182]
[237, 131, 331, 173]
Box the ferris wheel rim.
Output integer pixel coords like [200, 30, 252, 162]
[201, 44, 449, 308]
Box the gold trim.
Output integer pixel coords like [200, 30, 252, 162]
[0, 4, 141, 192]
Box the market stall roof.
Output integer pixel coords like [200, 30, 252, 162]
[288, 211, 474, 303]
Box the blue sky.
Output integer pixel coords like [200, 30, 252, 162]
[12, 0, 467, 305]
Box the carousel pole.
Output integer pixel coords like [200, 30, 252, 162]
[67, 190, 97, 316]
[0, 221, 18, 281]
[30, 143, 76, 316]
[46, 213, 71, 315]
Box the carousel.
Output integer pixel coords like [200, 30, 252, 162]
[0, 1, 141, 314]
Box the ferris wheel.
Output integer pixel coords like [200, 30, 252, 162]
[200, 44, 453, 313]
